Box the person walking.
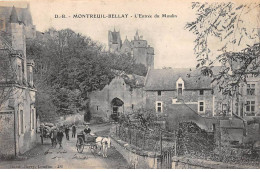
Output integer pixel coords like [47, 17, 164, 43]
[50, 128, 57, 147]
[57, 129, 64, 149]
[72, 124, 76, 138]
[65, 125, 70, 140]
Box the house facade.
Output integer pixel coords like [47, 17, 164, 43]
[144, 68, 260, 132]
[144, 68, 218, 131]
[0, 6, 37, 158]
[144, 68, 216, 116]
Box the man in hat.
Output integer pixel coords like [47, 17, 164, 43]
[84, 125, 91, 135]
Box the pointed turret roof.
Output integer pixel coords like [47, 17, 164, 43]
[124, 36, 130, 43]
[10, 6, 19, 23]
[134, 30, 139, 40]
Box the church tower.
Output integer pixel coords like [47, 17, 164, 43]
[108, 28, 122, 52]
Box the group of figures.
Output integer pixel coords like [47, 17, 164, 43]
[45, 124, 110, 158]
[49, 124, 77, 148]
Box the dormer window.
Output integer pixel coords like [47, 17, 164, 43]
[178, 84, 183, 95]
[176, 77, 184, 96]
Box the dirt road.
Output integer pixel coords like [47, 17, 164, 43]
[0, 123, 128, 169]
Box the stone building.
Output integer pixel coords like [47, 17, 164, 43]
[144, 68, 218, 131]
[145, 68, 215, 116]
[89, 74, 145, 121]
[0, 5, 37, 158]
[145, 68, 260, 117]
[144, 67, 260, 143]
[108, 29, 154, 69]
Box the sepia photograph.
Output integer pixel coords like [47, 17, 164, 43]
[0, 0, 259, 169]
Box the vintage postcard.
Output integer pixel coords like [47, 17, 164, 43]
[0, 0, 259, 169]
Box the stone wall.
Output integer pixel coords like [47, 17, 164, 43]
[15, 88, 37, 155]
[172, 156, 256, 169]
[0, 111, 15, 158]
[110, 135, 159, 169]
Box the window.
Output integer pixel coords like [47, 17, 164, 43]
[212, 124, 216, 132]
[176, 77, 184, 96]
[18, 65, 22, 83]
[220, 103, 228, 115]
[132, 104, 134, 110]
[199, 90, 204, 95]
[222, 104, 227, 111]
[29, 72, 33, 84]
[156, 101, 163, 113]
[157, 91, 161, 96]
[31, 109, 35, 130]
[19, 110, 24, 134]
[247, 84, 255, 95]
[96, 106, 99, 111]
[246, 101, 255, 115]
[198, 101, 204, 113]
[178, 83, 183, 96]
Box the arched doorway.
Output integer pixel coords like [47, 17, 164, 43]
[111, 97, 124, 121]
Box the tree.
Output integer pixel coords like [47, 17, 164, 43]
[27, 28, 146, 122]
[132, 108, 157, 129]
[186, 2, 260, 96]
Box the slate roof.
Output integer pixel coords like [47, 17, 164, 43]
[10, 6, 18, 23]
[145, 68, 220, 91]
[121, 37, 131, 48]
[0, 5, 33, 26]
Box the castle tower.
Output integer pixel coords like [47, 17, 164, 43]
[10, 6, 27, 82]
[0, 3, 36, 39]
[147, 45, 154, 69]
[107, 29, 154, 69]
[108, 28, 122, 52]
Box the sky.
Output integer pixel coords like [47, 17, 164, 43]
[1, 0, 259, 69]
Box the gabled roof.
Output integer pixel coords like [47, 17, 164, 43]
[144, 68, 216, 91]
[120, 37, 132, 52]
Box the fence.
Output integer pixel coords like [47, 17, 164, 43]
[111, 123, 176, 168]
